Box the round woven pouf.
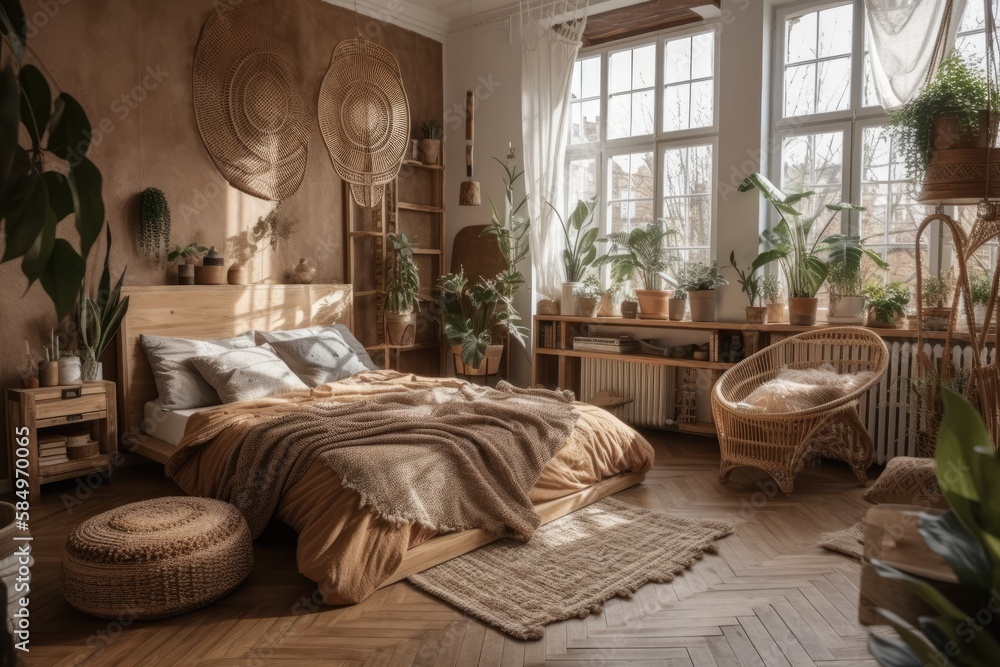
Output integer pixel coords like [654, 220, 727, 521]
[63, 497, 253, 620]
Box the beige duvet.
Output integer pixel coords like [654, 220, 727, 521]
[166, 371, 654, 604]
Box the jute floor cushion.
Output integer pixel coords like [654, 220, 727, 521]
[864, 455, 947, 509]
[63, 497, 253, 620]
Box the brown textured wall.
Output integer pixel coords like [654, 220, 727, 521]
[0, 0, 442, 478]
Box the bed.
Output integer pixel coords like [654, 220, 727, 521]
[116, 284, 653, 603]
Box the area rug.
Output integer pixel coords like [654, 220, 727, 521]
[818, 521, 865, 559]
[407, 497, 733, 640]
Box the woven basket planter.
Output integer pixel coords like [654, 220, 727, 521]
[63, 497, 253, 620]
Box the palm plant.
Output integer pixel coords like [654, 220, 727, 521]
[549, 196, 598, 284]
[824, 233, 890, 297]
[594, 219, 680, 291]
[385, 233, 419, 314]
[77, 228, 129, 380]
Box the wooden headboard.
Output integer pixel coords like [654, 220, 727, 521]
[116, 284, 353, 460]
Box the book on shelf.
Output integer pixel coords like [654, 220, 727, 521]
[573, 335, 640, 354]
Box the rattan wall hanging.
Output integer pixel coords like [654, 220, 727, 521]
[193, 0, 310, 201]
[318, 36, 410, 208]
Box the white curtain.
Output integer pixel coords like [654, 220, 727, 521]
[865, 0, 968, 110]
[520, 0, 588, 301]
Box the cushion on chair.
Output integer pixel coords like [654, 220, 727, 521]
[864, 456, 947, 509]
[736, 364, 878, 413]
[62, 497, 253, 620]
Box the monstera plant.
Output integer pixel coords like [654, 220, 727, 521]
[1, 0, 106, 320]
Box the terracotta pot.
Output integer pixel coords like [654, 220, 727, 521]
[561, 282, 582, 316]
[386, 311, 416, 346]
[920, 306, 952, 332]
[635, 289, 670, 318]
[577, 296, 598, 318]
[452, 343, 503, 376]
[687, 290, 716, 322]
[620, 301, 638, 319]
[668, 298, 687, 321]
[787, 297, 818, 326]
[828, 295, 867, 323]
[766, 302, 785, 323]
[420, 139, 441, 165]
[745, 306, 766, 324]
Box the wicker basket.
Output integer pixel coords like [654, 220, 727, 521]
[63, 497, 253, 620]
[66, 440, 100, 460]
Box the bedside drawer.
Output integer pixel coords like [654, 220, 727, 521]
[34, 392, 107, 420]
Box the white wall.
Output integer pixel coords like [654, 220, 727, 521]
[442, 1, 777, 382]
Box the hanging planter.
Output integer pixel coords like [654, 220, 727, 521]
[139, 187, 171, 265]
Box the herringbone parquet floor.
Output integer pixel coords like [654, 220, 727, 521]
[20, 433, 884, 666]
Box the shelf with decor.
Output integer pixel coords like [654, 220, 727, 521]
[342, 157, 446, 376]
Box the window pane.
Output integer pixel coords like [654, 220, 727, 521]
[581, 57, 601, 99]
[609, 49, 632, 95]
[691, 32, 714, 80]
[785, 11, 817, 64]
[632, 44, 655, 89]
[783, 4, 851, 119]
[780, 131, 843, 217]
[567, 158, 598, 207]
[863, 51, 879, 108]
[569, 56, 601, 145]
[784, 63, 816, 117]
[607, 44, 655, 139]
[631, 90, 655, 135]
[663, 144, 713, 262]
[663, 31, 715, 133]
[664, 83, 690, 133]
[691, 79, 714, 128]
[818, 57, 851, 113]
[818, 5, 852, 58]
[608, 94, 631, 140]
[608, 152, 654, 234]
[665, 36, 691, 84]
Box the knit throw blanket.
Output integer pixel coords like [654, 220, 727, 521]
[217, 381, 579, 541]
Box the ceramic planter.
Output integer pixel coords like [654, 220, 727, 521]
[635, 289, 670, 318]
[577, 296, 599, 318]
[766, 302, 786, 323]
[828, 295, 867, 324]
[687, 290, 716, 322]
[560, 282, 582, 316]
[177, 264, 195, 285]
[420, 139, 441, 165]
[620, 301, 638, 319]
[386, 311, 416, 346]
[745, 306, 767, 324]
[452, 343, 503, 376]
[787, 297, 819, 326]
[668, 298, 687, 321]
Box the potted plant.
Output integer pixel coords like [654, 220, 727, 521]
[384, 233, 420, 346]
[889, 55, 997, 184]
[549, 197, 598, 316]
[862, 281, 910, 328]
[762, 274, 785, 323]
[970, 270, 991, 330]
[676, 261, 728, 322]
[824, 234, 889, 324]
[77, 229, 129, 381]
[668, 287, 687, 321]
[596, 277, 624, 317]
[920, 270, 955, 331]
[139, 187, 171, 266]
[594, 219, 679, 319]
[576, 276, 600, 318]
[728, 251, 768, 324]
[419, 120, 443, 166]
[621, 295, 639, 319]
[226, 204, 299, 284]
[167, 243, 209, 285]
[739, 172, 862, 325]
[442, 158, 529, 374]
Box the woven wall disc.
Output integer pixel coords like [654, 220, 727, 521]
[318, 37, 410, 208]
[193, 1, 310, 201]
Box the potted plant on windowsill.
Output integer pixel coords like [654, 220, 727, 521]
[576, 276, 600, 318]
[594, 218, 679, 319]
[739, 172, 862, 326]
[762, 273, 785, 323]
[549, 197, 598, 316]
[728, 251, 768, 324]
[668, 287, 687, 321]
[824, 233, 890, 325]
[970, 270, 991, 331]
[920, 270, 955, 332]
[676, 261, 728, 322]
[862, 281, 910, 328]
[385, 233, 420, 346]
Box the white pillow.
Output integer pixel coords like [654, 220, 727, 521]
[140, 332, 256, 411]
[190, 346, 308, 404]
[254, 325, 378, 370]
[737, 364, 876, 413]
[268, 335, 371, 387]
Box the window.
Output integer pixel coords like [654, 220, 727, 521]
[773, 1, 996, 290]
[566, 26, 719, 269]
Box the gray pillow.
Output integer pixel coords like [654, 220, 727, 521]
[189, 346, 308, 404]
[140, 332, 256, 410]
[255, 325, 378, 370]
[268, 335, 371, 387]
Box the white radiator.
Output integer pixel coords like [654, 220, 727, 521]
[580, 358, 673, 427]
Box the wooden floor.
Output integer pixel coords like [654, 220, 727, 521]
[20, 432, 884, 667]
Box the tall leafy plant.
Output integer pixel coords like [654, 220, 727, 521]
[824, 233, 889, 297]
[594, 218, 679, 291]
[549, 196, 598, 283]
[868, 389, 1000, 666]
[1, 0, 106, 320]
[78, 227, 129, 379]
[385, 233, 419, 314]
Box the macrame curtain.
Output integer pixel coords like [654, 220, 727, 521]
[865, 0, 968, 110]
[520, 0, 588, 301]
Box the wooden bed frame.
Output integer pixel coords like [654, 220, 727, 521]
[115, 283, 646, 586]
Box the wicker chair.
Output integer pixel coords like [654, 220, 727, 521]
[711, 327, 889, 493]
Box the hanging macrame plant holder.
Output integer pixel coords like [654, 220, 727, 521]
[318, 33, 410, 208]
[192, 0, 311, 201]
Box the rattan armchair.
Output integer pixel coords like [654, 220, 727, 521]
[711, 327, 889, 493]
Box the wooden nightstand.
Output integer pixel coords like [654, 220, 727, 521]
[5, 381, 117, 503]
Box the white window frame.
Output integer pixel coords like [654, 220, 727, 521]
[565, 21, 721, 262]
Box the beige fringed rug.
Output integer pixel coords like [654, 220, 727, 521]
[818, 521, 865, 559]
[407, 497, 733, 640]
